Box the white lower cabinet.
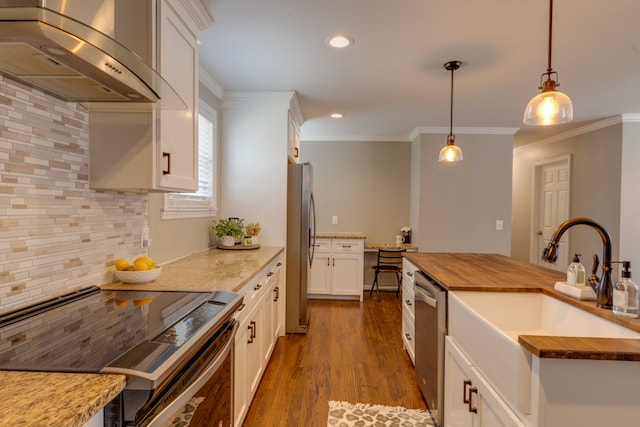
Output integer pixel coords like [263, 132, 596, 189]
[401, 259, 417, 364]
[308, 238, 363, 300]
[445, 337, 525, 427]
[234, 254, 284, 427]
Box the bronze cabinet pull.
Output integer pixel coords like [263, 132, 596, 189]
[162, 152, 171, 175]
[463, 380, 472, 404]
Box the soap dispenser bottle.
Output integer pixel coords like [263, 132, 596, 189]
[567, 253, 586, 287]
[613, 261, 639, 318]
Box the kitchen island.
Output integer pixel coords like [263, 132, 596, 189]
[405, 252, 640, 427]
[0, 246, 283, 427]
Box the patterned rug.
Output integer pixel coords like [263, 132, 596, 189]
[327, 401, 436, 427]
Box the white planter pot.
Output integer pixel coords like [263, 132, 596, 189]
[219, 235, 235, 247]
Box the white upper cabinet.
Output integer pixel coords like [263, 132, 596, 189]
[89, 0, 210, 192]
[287, 110, 301, 163]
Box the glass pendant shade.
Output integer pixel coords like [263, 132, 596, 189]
[523, 0, 573, 126]
[523, 84, 573, 125]
[439, 136, 463, 162]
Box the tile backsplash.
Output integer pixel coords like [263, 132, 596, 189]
[0, 76, 147, 312]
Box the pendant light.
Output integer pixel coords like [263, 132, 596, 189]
[439, 60, 463, 163]
[523, 0, 573, 126]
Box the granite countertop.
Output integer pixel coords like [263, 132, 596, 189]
[0, 246, 283, 426]
[0, 372, 125, 426]
[404, 252, 640, 361]
[103, 246, 284, 293]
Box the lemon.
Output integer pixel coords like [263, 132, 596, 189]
[134, 256, 154, 268]
[115, 259, 130, 271]
[133, 260, 151, 271]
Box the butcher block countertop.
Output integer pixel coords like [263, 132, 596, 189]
[404, 252, 640, 361]
[0, 246, 283, 426]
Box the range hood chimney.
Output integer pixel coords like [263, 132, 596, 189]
[0, 0, 185, 109]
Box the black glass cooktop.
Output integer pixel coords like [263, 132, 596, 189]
[0, 286, 226, 373]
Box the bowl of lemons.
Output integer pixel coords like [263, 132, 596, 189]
[114, 256, 162, 284]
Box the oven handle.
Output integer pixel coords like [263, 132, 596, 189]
[144, 320, 238, 427]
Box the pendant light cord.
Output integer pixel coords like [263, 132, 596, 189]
[546, 0, 553, 74]
[449, 66, 454, 138]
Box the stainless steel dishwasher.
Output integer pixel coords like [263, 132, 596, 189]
[414, 270, 447, 426]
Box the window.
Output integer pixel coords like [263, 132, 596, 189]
[162, 101, 217, 219]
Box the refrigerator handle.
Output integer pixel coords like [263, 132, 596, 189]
[309, 192, 317, 267]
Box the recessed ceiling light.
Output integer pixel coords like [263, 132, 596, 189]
[326, 35, 354, 49]
[330, 113, 344, 119]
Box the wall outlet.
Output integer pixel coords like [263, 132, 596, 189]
[332, 215, 338, 225]
[496, 220, 504, 231]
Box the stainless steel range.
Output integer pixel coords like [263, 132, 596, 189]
[0, 286, 243, 426]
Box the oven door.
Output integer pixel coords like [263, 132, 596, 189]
[148, 320, 236, 427]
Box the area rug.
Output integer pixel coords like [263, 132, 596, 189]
[327, 401, 436, 427]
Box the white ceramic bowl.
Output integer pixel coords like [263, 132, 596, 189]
[114, 266, 162, 284]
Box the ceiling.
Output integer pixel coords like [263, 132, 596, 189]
[198, 0, 640, 144]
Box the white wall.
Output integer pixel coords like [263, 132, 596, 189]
[512, 121, 623, 269]
[411, 132, 513, 255]
[300, 140, 411, 243]
[219, 92, 293, 247]
[619, 120, 640, 268]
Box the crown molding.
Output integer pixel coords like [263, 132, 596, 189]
[513, 115, 630, 154]
[222, 91, 297, 110]
[409, 126, 518, 141]
[199, 67, 224, 100]
[180, 0, 214, 32]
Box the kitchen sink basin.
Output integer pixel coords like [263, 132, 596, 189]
[448, 291, 640, 415]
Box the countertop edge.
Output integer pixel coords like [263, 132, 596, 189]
[0, 372, 126, 426]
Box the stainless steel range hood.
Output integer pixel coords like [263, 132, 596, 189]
[0, 1, 185, 109]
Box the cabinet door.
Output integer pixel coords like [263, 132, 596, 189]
[445, 338, 525, 427]
[247, 303, 265, 397]
[234, 320, 249, 427]
[157, 0, 199, 191]
[445, 338, 477, 427]
[332, 253, 363, 296]
[287, 111, 300, 163]
[271, 263, 283, 339]
[309, 254, 332, 294]
[475, 371, 525, 427]
[263, 274, 276, 363]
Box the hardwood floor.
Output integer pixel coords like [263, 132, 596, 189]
[242, 292, 426, 426]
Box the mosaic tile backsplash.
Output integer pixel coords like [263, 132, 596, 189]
[0, 76, 147, 312]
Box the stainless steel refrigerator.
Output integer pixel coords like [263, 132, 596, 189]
[286, 162, 316, 333]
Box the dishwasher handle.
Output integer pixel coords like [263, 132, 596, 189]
[414, 271, 445, 308]
[415, 285, 438, 308]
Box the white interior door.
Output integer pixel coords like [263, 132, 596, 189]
[532, 156, 571, 271]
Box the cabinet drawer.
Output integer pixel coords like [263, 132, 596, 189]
[402, 308, 415, 365]
[402, 259, 418, 284]
[402, 280, 415, 320]
[311, 239, 331, 253]
[331, 239, 363, 253]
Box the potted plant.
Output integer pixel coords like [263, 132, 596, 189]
[245, 222, 261, 245]
[213, 218, 245, 247]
